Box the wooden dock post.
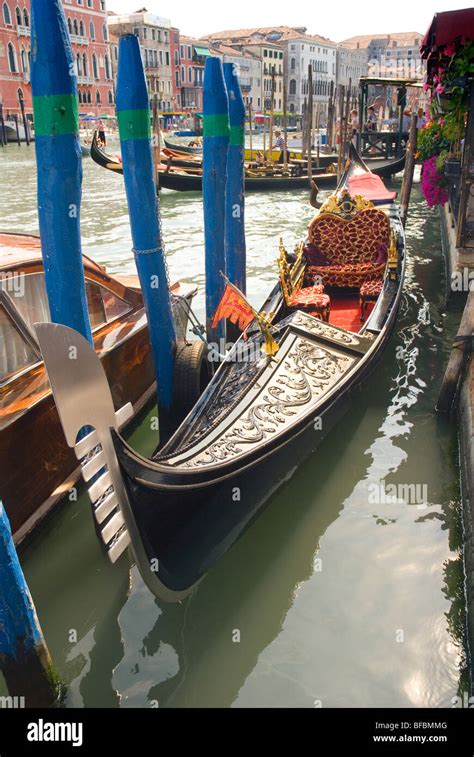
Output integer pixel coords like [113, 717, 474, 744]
[223, 63, 246, 297]
[400, 113, 418, 227]
[437, 292, 474, 414]
[0, 103, 6, 147]
[0, 501, 60, 707]
[30, 0, 92, 343]
[116, 34, 176, 413]
[13, 114, 20, 146]
[18, 90, 30, 147]
[248, 101, 253, 160]
[306, 64, 313, 187]
[202, 56, 230, 345]
[152, 93, 161, 187]
[282, 81, 288, 169]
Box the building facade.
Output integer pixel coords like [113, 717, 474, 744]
[335, 45, 368, 98]
[108, 10, 173, 111]
[0, 0, 114, 118]
[341, 32, 425, 81]
[209, 42, 261, 109]
[283, 34, 337, 119]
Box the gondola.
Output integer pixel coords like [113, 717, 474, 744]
[91, 133, 406, 193]
[37, 146, 405, 601]
[164, 137, 203, 154]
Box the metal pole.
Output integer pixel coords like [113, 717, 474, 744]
[307, 64, 313, 185]
[30, 0, 92, 343]
[282, 80, 288, 169]
[116, 35, 176, 414]
[203, 56, 230, 345]
[0, 501, 60, 706]
[223, 63, 246, 296]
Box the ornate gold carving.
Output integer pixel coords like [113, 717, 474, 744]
[319, 189, 374, 217]
[387, 230, 398, 280]
[182, 337, 356, 467]
[277, 238, 305, 306]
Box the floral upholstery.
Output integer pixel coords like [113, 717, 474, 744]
[360, 278, 383, 321]
[305, 206, 390, 289]
[289, 284, 330, 322]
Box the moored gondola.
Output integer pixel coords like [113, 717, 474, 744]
[91, 133, 406, 193]
[37, 146, 405, 601]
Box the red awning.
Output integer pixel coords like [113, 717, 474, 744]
[420, 7, 474, 57]
[348, 173, 397, 203]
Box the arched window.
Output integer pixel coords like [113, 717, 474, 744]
[67, 17, 72, 34]
[73, 19, 78, 36]
[104, 54, 110, 79]
[89, 21, 95, 40]
[82, 53, 87, 76]
[20, 48, 27, 72]
[108, 89, 114, 104]
[102, 24, 108, 41]
[3, 3, 11, 23]
[289, 103, 295, 113]
[188, 67, 192, 83]
[181, 65, 184, 81]
[23, 8, 27, 25]
[78, 91, 82, 104]
[15, 5, 20, 24]
[96, 89, 101, 104]
[174, 50, 178, 65]
[79, 20, 84, 37]
[92, 53, 98, 79]
[289, 79, 296, 95]
[76, 52, 82, 75]
[7, 42, 17, 72]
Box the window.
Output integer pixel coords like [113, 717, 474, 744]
[108, 90, 114, 104]
[20, 48, 27, 71]
[188, 67, 192, 82]
[78, 90, 82, 103]
[92, 53, 98, 79]
[79, 20, 84, 36]
[96, 89, 101, 104]
[187, 45, 191, 59]
[290, 57, 295, 71]
[89, 21, 95, 40]
[76, 52, 82, 75]
[104, 54, 110, 79]
[165, 51, 169, 66]
[279, 52, 283, 59]
[269, 50, 273, 58]
[133, 27, 139, 38]
[181, 65, 184, 81]
[3, 3, 11, 24]
[143, 27, 147, 39]
[87, 0, 92, 6]
[77, 0, 82, 4]
[73, 19, 78, 35]
[15, 5, 20, 24]
[164, 31, 168, 43]
[82, 53, 87, 76]
[102, 24, 108, 41]
[22, 7, 27, 25]
[175, 70, 179, 86]
[0, 305, 39, 384]
[152, 29, 155, 40]
[100, 0, 105, 9]
[7, 42, 17, 72]
[67, 17, 72, 33]
[174, 50, 178, 65]
[113, 46, 117, 61]
[174, 32, 178, 43]
[180, 45, 184, 57]
[289, 78, 296, 95]
[263, 49, 267, 56]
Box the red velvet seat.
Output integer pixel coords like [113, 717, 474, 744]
[360, 279, 383, 321]
[288, 284, 330, 322]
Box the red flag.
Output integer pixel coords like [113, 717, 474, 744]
[210, 282, 255, 331]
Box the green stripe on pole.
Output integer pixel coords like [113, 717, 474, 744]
[203, 113, 230, 139]
[32, 94, 78, 137]
[117, 109, 151, 140]
[229, 125, 244, 146]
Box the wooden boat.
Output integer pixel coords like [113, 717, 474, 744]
[91, 134, 406, 193]
[0, 232, 197, 543]
[164, 137, 202, 154]
[37, 147, 406, 600]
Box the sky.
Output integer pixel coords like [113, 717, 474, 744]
[107, 0, 469, 41]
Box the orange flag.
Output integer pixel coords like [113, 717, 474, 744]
[210, 282, 255, 331]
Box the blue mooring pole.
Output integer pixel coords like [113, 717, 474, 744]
[116, 35, 176, 413]
[0, 501, 60, 706]
[30, 0, 92, 343]
[203, 57, 230, 345]
[223, 63, 246, 296]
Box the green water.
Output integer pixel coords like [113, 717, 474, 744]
[0, 146, 467, 708]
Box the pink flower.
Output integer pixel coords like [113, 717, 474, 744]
[436, 83, 445, 94]
[438, 117, 445, 126]
[423, 82, 430, 92]
[444, 43, 456, 57]
[421, 156, 448, 208]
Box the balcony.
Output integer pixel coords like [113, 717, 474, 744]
[17, 25, 30, 37]
[70, 34, 89, 46]
[238, 77, 251, 89]
[77, 75, 94, 85]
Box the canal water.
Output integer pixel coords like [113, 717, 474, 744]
[0, 145, 468, 708]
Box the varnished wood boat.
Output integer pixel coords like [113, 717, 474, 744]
[91, 134, 406, 193]
[38, 147, 406, 600]
[0, 232, 196, 543]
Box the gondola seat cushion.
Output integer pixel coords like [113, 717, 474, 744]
[288, 284, 330, 322]
[305, 207, 390, 288]
[360, 278, 383, 320]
